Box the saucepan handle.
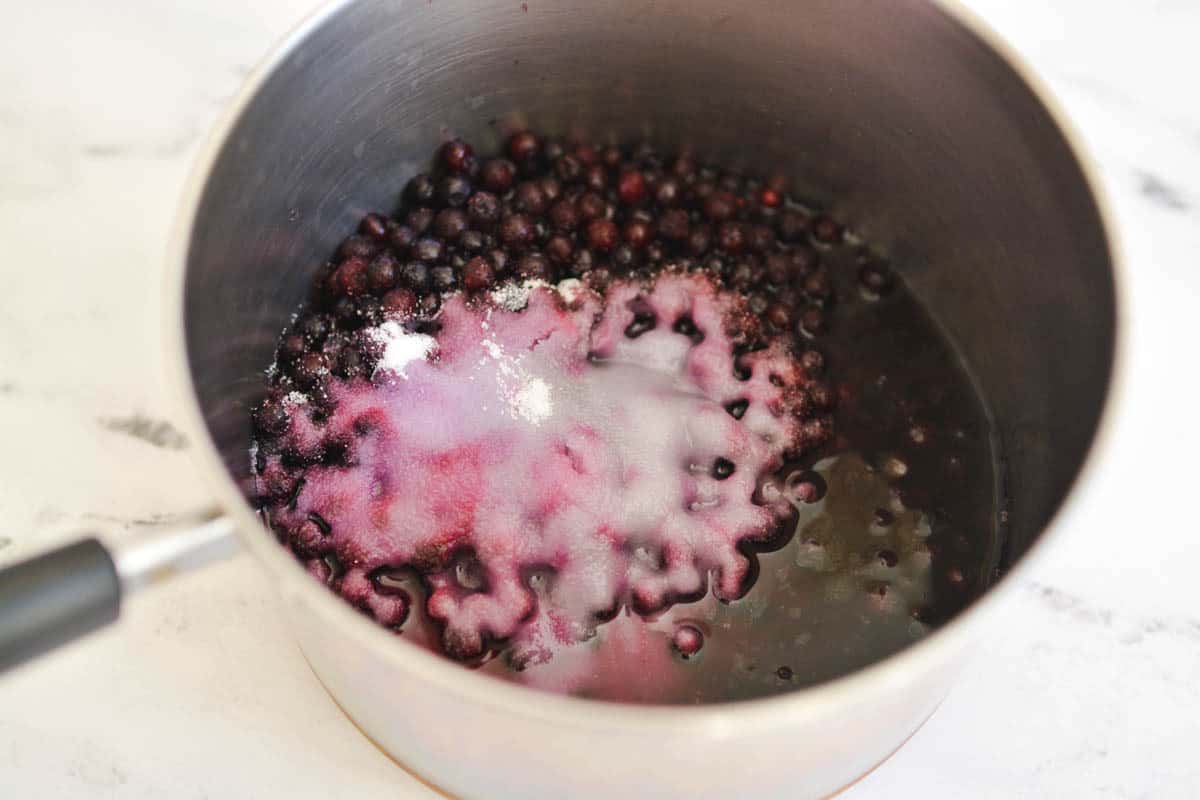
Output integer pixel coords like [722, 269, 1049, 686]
[0, 515, 239, 673]
[0, 539, 119, 672]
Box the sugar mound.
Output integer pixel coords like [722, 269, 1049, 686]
[258, 272, 823, 661]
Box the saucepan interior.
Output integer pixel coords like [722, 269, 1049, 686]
[173, 0, 1116, 795]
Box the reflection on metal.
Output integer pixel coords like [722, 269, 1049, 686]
[114, 514, 240, 593]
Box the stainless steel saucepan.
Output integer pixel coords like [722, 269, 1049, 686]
[0, 1, 1121, 796]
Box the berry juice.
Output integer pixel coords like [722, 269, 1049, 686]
[249, 132, 1004, 703]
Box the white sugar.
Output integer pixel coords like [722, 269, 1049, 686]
[368, 320, 438, 379]
[556, 278, 585, 304]
[513, 377, 553, 424]
[491, 277, 585, 315]
[491, 278, 551, 312]
[479, 334, 554, 425]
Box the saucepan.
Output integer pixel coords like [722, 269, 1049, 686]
[0, 0, 1121, 796]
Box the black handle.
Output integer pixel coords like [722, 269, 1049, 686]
[0, 539, 121, 673]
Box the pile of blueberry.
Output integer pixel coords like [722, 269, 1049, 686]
[254, 130, 893, 440]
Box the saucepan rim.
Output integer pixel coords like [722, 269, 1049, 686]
[164, 0, 1127, 731]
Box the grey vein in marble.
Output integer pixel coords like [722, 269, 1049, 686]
[1056, 69, 1200, 145]
[80, 511, 198, 529]
[1027, 581, 1200, 647]
[81, 127, 201, 160]
[97, 414, 189, 450]
[1137, 170, 1190, 212]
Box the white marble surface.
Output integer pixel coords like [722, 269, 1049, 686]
[0, 1, 1197, 797]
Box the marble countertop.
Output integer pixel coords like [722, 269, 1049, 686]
[1, 0, 1196, 796]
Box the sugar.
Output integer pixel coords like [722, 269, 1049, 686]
[368, 320, 439, 379]
[556, 278, 585, 305]
[480, 335, 553, 425]
[265, 273, 814, 674]
[490, 278, 551, 312]
[513, 377, 553, 425]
